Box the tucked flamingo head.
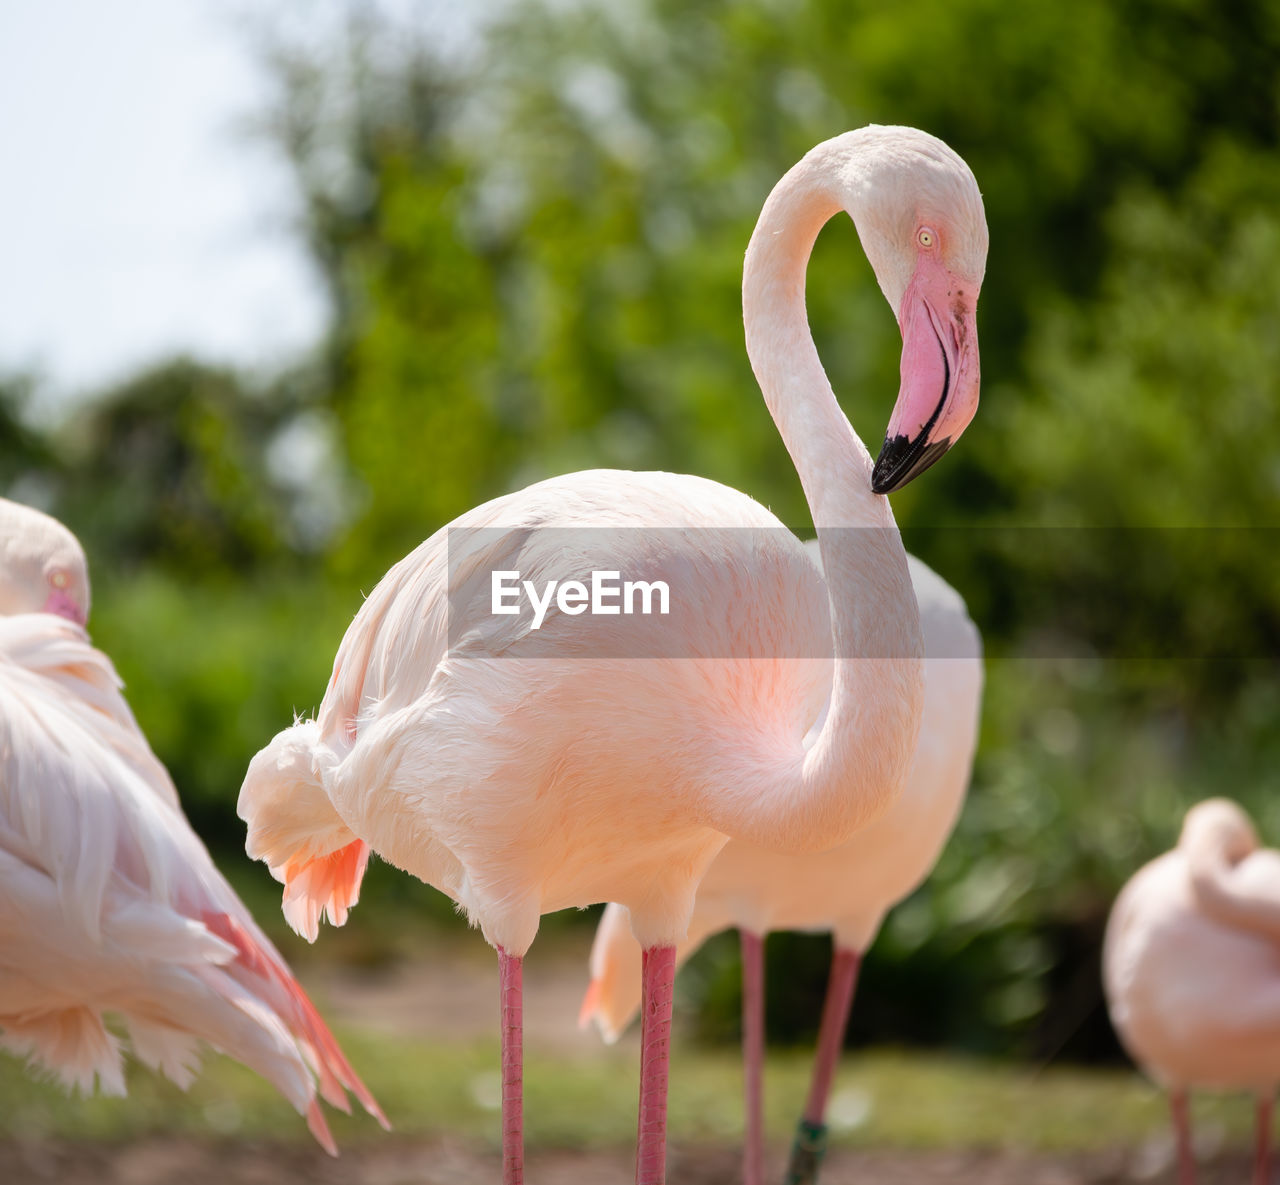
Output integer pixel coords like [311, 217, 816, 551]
[1179, 798, 1259, 866]
[838, 126, 988, 493]
[0, 498, 91, 626]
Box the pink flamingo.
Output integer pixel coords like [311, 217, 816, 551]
[581, 548, 983, 1185]
[0, 497, 385, 1152]
[1104, 798, 1280, 1185]
[238, 124, 987, 1185]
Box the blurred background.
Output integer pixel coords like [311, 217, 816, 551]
[1, 0, 1279, 1175]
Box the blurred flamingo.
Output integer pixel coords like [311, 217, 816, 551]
[1105, 798, 1280, 1185]
[0, 498, 385, 1153]
[238, 124, 987, 1185]
[582, 548, 983, 1185]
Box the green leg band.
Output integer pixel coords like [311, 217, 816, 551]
[783, 1118, 829, 1185]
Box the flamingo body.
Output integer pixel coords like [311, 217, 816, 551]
[253, 470, 843, 957]
[1106, 800, 1280, 1089]
[0, 499, 384, 1152]
[1104, 799, 1280, 1182]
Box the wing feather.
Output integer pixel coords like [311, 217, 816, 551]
[0, 613, 384, 1135]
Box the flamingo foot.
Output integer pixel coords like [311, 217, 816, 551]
[740, 929, 766, 1185]
[1254, 1092, 1273, 1185]
[784, 1118, 828, 1185]
[636, 944, 677, 1185]
[783, 946, 861, 1185]
[499, 946, 524, 1185]
[1170, 1090, 1195, 1185]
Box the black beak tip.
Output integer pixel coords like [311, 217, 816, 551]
[871, 434, 955, 495]
[870, 443, 904, 494]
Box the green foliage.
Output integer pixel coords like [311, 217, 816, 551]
[1011, 142, 1280, 529]
[55, 360, 297, 576]
[0, 374, 56, 491]
[88, 574, 355, 845]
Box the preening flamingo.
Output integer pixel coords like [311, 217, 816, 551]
[238, 124, 987, 1185]
[1104, 798, 1280, 1185]
[0, 498, 385, 1153]
[582, 549, 983, 1185]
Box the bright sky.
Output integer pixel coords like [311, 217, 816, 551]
[0, 1, 327, 412]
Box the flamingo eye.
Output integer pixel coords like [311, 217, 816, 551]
[917, 227, 936, 249]
[50, 570, 69, 589]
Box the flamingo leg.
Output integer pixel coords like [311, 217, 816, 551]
[1170, 1089, 1195, 1185]
[1255, 1092, 1273, 1185]
[784, 946, 862, 1185]
[498, 946, 524, 1185]
[740, 929, 766, 1185]
[636, 944, 677, 1185]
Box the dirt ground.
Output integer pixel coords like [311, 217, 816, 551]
[0, 1135, 1260, 1185]
[311, 943, 601, 1051]
[0, 945, 1255, 1184]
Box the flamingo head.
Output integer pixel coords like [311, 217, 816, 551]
[0, 498, 91, 626]
[841, 126, 988, 494]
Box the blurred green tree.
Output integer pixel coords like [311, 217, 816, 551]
[56, 359, 293, 576]
[0, 373, 60, 496]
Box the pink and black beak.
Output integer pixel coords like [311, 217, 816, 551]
[871, 253, 981, 494]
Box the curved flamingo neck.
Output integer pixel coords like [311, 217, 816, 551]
[737, 141, 924, 848]
[743, 152, 886, 532]
[1185, 833, 1280, 942]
